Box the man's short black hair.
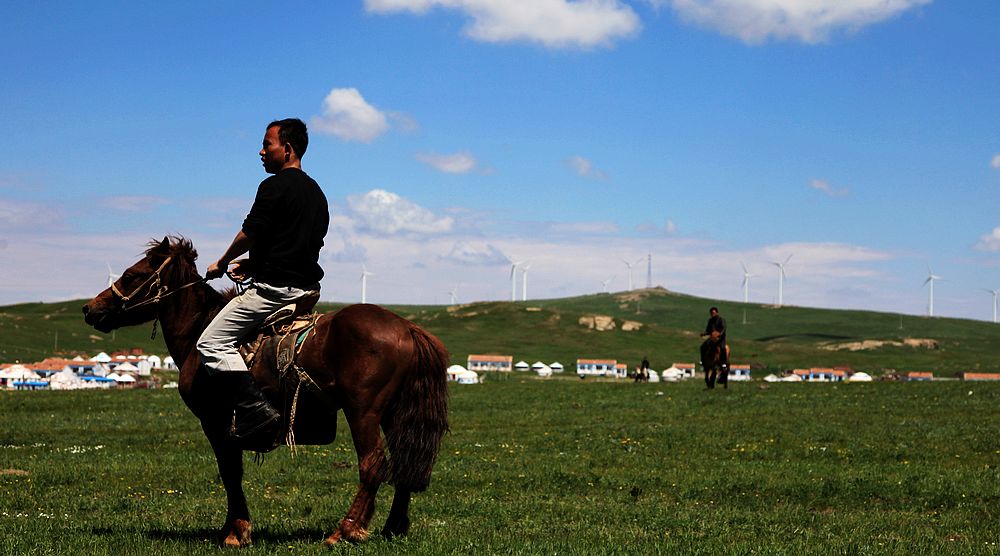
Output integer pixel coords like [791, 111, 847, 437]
[268, 118, 309, 158]
[709, 306, 719, 313]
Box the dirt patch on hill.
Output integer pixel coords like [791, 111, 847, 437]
[819, 338, 939, 351]
[579, 315, 616, 331]
[0, 469, 30, 476]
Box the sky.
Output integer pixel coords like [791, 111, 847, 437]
[1, 1, 999, 322]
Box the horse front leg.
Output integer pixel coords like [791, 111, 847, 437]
[325, 412, 386, 545]
[207, 432, 252, 547]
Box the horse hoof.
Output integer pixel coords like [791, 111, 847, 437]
[326, 522, 369, 545]
[222, 519, 252, 548]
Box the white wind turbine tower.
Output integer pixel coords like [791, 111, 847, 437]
[740, 262, 753, 304]
[600, 276, 615, 294]
[448, 286, 458, 306]
[740, 262, 754, 325]
[106, 262, 120, 287]
[986, 288, 999, 324]
[771, 255, 792, 307]
[923, 267, 942, 317]
[621, 257, 644, 291]
[521, 264, 531, 302]
[360, 265, 375, 304]
[508, 259, 524, 302]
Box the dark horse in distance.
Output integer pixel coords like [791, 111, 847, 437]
[703, 343, 730, 390]
[82, 237, 449, 547]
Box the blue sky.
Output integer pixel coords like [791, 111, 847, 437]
[2, 1, 999, 321]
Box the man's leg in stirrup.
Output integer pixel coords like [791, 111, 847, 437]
[197, 286, 283, 444]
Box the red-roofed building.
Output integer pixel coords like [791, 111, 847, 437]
[467, 354, 513, 373]
[576, 359, 617, 377]
[907, 371, 934, 381]
[961, 372, 1000, 381]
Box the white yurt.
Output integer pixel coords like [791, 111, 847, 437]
[532, 361, 552, 377]
[49, 368, 84, 390]
[116, 373, 137, 385]
[514, 361, 530, 372]
[91, 352, 112, 363]
[848, 372, 873, 382]
[455, 370, 480, 384]
[647, 370, 660, 383]
[146, 355, 162, 369]
[0, 365, 40, 387]
[780, 374, 803, 382]
[549, 362, 564, 373]
[661, 368, 683, 382]
[115, 362, 140, 373]
[106, 372, 121, 382]
[162, 356, 177, 371]
[763, 374, 781, 383]
[446, 364, 468, 382]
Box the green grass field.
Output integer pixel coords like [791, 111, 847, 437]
[2, 379, 998, 555]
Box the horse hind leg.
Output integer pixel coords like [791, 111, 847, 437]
[382, 486, 412, 539]
[324, 413, 386, 546]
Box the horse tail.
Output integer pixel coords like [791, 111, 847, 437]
[385, 324, 450, 492]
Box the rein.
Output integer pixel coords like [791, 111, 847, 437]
[110, 255, 206, 339]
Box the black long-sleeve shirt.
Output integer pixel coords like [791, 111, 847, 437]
[704, 315, 727, 345]
[242, 168, 329, 288]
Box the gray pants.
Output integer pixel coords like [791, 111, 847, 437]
[197, 281, 318, 374]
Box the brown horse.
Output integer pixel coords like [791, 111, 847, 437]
[702, 342, 730, 390]
[82, 237, 449, 547]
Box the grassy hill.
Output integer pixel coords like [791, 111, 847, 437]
[2, 288, 998, 375]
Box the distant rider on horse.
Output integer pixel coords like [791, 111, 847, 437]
[198, 118, 329, 444]
[700, 306, 728, 370]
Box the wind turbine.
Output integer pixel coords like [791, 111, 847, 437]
[448, 286, 458, 306]
[360, 265, 374, 304]
[622, 257, 644, 291]
[986, 288, 999, 323]
[740, 262, 753, 303]
[740, 262, 754, 325]
[600, 276, 615, 294]
[509, 259, 524, 302]
[106, 262, 120, 288]
[923, 267, 942, 317]
[521, 264, 531, 302]
[771, 255, 792, 306]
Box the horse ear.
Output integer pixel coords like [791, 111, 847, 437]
[160, 236, 170, 250]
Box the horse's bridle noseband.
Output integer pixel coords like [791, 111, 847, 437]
[108, 255, 205, 338]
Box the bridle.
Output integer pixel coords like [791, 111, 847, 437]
[109, 255, 205, 338]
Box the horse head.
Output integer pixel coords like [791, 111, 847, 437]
[82, 236, 201, 332]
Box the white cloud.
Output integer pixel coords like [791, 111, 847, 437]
[442, 241, 509, 265]
[975, 227, 1000, 252]
[0, 198, 64, 229]
[365, 0, 641, 49]
[346, 189, 454, 235]
[665, 219, 678, 234]
[809, 178, 849, 197]
[566, 155, 609, 180]
[416, 151, 479, 174]
[665, 0, 932, 44]
[310, 88, 391, 143]
[991, 154, 1000, 169]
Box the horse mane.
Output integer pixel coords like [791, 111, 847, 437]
[145, 236, 236, 302]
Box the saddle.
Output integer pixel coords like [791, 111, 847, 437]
[239, 291, 321, 373]
[237, 291, 332, 453]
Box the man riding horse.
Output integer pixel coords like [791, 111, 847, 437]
[198, 117, 329, 445]
[700, 306, 728, 372]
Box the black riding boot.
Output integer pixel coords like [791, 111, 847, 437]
[217, 371, 281, 448]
